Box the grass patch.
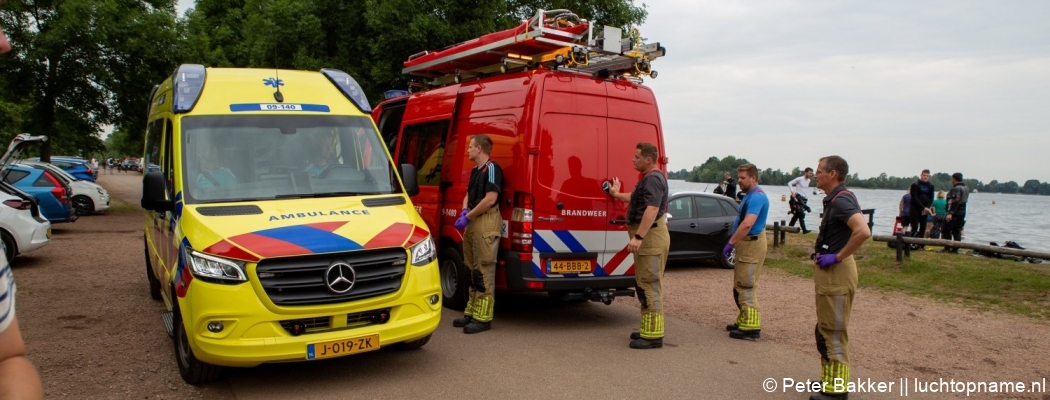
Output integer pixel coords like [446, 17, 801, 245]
[765, 234, 1050, 320]
[102, 197, 139, 214]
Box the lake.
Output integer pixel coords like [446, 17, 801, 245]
[669, 180, 1050, 253]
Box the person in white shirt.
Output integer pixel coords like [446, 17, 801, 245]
[787, 167, 814, 234]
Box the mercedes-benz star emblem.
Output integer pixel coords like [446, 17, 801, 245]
[324, 262, 356, 294]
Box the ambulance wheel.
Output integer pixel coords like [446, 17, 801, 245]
[719, 244, 735, 270]
[174, 303, 223, 385]
[440, 247, 469, 311]
[145, 237, 161, 301]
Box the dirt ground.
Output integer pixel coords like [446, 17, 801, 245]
[9, 172, 1050, 399]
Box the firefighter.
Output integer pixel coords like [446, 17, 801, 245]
[451, 134, 504, 334]
[809, 155, 871, 400]
[606, 142, 669, 349]
[722, 163, 770, 340]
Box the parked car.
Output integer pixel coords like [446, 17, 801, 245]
[666, 192, 740, 269]
[26, 157, 95, 182]
[2, 164, 77, 223]
[20, 161, 109, 215]
[0, 184, 51, 263]
[0, 134, 52, 263]
[121, 158, 141, 172]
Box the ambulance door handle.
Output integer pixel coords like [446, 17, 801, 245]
[610, 219, 627, 225]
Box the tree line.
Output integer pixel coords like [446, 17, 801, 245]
[0, 0, 647, 161]
[668, 156, 1050, 196]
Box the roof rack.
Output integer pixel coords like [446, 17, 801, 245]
[402, 9, 666, 88]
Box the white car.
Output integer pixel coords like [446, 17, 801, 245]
[20, 161, 110, 215]
[0, 183, 51, 263]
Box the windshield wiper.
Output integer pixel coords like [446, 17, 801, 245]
[274, 191, 383, 199]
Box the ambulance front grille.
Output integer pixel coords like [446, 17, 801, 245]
[255, 248, 407, 306]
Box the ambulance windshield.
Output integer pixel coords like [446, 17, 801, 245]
[180, 115, 401, 204]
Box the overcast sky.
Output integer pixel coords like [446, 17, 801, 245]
[176, 0, 1049, 183]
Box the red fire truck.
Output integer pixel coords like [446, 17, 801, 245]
[372, 9, 668, 310]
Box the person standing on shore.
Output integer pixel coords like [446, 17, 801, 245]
[909, 169, 935, 239]
[943, 173, 969, 253]
[787, 167, 814, 234]
[723, 163, 769, 340]
[810, 155, 870, 400]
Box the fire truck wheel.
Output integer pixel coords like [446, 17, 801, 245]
[440, 247, 470, 310]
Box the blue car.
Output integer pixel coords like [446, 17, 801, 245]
[2, 164, 77, 223]
[26, 157, 95, 182]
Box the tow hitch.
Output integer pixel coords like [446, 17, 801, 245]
[557, 288, 635, 305]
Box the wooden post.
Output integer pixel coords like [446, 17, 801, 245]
[772, 222, 779, 248]
[896, 233, 904, 262]
[871, 235, 1050, 260]
[780, 220, 787, 244]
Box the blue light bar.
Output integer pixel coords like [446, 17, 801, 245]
[384, 90, 410, 99]
[172, 64, 206, 114]
[320, 69, 372, 113]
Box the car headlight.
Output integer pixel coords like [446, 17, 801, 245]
[184, 249, 247, 283]
[410, 235, 436, 266]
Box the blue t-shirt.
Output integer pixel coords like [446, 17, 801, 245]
[733, 186, 770, 236]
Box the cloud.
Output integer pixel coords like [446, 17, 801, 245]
[638, 0, 1050, 182]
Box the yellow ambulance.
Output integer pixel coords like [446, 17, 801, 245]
[141, 65, 440, 384]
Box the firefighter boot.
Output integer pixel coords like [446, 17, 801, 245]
[463, 320, 491, 334]
[729, 329, 761, 340]
[629, 337, 663, 349]
[452, 315, 473, 328]
[725, 324, 738, 331]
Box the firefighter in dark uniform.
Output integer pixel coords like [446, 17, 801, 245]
[451, 134, 504, 334]
[723, 163, 770, 340]
[809, 155, 871, 400]
[943, 172, 968, 253]
[606, 142, 669, 349]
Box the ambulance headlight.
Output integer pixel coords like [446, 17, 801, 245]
[410, 235, 436, 266]
[185, 249, 247, 283]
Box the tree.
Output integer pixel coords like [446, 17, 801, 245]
[182, 0, 648, 104]
[0, 0, 182, 161]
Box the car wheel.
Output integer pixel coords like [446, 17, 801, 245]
[1, 231, 16, 264]
[174, 304, 223, 385]
[145, 238, 161, 301]
[392, 334, 432, 350]
[719, 246, 735, 269]
[439, 247, 469, 311]
[72, 195, 94, 216]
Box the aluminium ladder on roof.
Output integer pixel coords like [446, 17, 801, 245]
[401, 9, 666, 87]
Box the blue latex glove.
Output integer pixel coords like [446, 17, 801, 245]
[816, 254, 839, 269]
[722, 243, 735, 260]
[454, 208, 469, 231]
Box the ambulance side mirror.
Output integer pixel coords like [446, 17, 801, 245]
[400, 164, 419, 197]
[141, 171, 173, 213]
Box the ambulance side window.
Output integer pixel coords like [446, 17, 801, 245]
[399, 121, 449, 187]
[163, 119, 174, 199]
[144, 120, 163, 176]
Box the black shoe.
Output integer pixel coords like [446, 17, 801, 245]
[725, 324, 738, 331]
[729, 329, 760, 340]
[452, 315, 473, 328]
[802, 230, 811, 235]
[463, 320, 491, 334]
[629, 337, 663, 349]
[630, 332, 641, 340]
[809, 392, 848, 400]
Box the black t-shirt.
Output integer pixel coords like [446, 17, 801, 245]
[467, 160, 503, 209]
[815, 185, 862, 255]
[724, 177, 737, 198]
[628, 170, 668, 224]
